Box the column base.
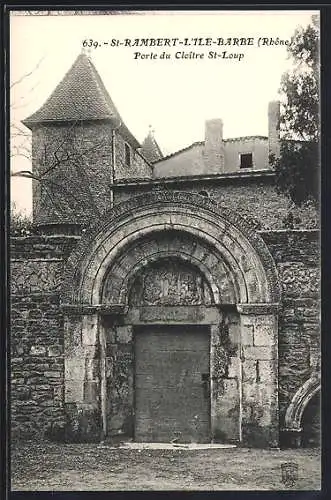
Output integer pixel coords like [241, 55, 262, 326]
[64, 402, 102, 443]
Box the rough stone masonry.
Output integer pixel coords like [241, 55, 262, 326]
[11, 52, 320, 448]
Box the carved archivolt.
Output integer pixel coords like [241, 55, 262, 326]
[61, 191, 281, 307]
[101, 231, 238, 307]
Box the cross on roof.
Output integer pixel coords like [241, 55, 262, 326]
[81, 43, 92, 58]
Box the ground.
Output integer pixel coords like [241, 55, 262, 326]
[11, 441, 321, 491]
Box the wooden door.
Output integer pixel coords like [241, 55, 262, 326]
[134, 325, 210, 443]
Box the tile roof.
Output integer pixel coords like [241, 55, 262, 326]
[141, 128, 163, 163]
[22, 53, 140, 148]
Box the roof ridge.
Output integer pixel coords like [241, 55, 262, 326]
[86, 57, 115, 116]
[73, 55, 141, 148]
[86, 55, 121, 121]
[155, 141, 204, 163]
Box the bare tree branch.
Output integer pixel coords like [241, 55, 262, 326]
[10, 169, 93, 211]
[11, 170, 35, 178]
[11, 60, 114, 223]
[10, 56, 46, 89]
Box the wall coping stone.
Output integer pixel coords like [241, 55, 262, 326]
[114, 169, 275, 187]
[60, 304, 126, 315]
[11, 258, 63, 262]
[236, 303, 280, 315]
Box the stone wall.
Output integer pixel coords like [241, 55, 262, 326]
[11, 294, 64, 440]
[31, 123, 113, 226]
[113, 180, 319, 231]
[11, 236, 79, 440]
[114, 133, 152, 180]
[31, 123, 151, 228]
[10, 225, 320, 444]
[260, 230, 320, 437]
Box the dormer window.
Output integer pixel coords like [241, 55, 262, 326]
[240, 153, 253, 169]
[125, 143, 131, 166]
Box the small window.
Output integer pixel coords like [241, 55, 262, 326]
[125, 143, 131, 166]
[240, 153, 253, 169]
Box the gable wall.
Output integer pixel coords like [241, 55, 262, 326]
[153, 138, 270, 178]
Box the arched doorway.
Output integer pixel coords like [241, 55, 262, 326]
[283, 375, 321, 448]
[102, 253, 238, 444]
[61, 191, 280, 447]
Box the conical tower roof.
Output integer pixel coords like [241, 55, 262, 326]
[22, 53, 140, 148]
[141, 127, 163, 163]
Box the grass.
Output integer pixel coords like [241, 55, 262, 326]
[11, 441, 321, 491]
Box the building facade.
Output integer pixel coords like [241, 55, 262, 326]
[11, 53, 320, 447]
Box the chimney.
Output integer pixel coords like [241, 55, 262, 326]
[268, 101, 280, 163]
[204, 119, 225, 173]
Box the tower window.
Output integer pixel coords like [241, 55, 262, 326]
[240, 153, 253, 169]
[125, 143, 131, 166]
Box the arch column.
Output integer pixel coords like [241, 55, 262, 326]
[63, 309, 101, 442]
[62, 303, 128, 442]
[237, 303, 279, 448]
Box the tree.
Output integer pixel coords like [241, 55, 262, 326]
[272, 15, 320, 206]
[10, 202, 34, 237]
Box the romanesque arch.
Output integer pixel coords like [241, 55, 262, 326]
[101, 230, 238, 306]
[61, 191, 280, 307]
[61, 192, 281, 447]
[284, 374, 321, 432]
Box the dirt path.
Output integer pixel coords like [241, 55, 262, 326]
[11, 442, 321, 491]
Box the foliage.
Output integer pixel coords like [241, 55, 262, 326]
[10, 202, 34, 236]
[273, 15, 320, 206]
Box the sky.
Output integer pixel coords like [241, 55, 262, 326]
[10, 9, 318, 214]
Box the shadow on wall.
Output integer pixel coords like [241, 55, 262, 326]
[301, 391, 320, 448]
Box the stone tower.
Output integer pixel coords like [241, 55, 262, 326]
[141, 126, 163, 164]
[22, 53, 141, 234]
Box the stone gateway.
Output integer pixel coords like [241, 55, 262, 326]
[11, 53, 320, 448]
